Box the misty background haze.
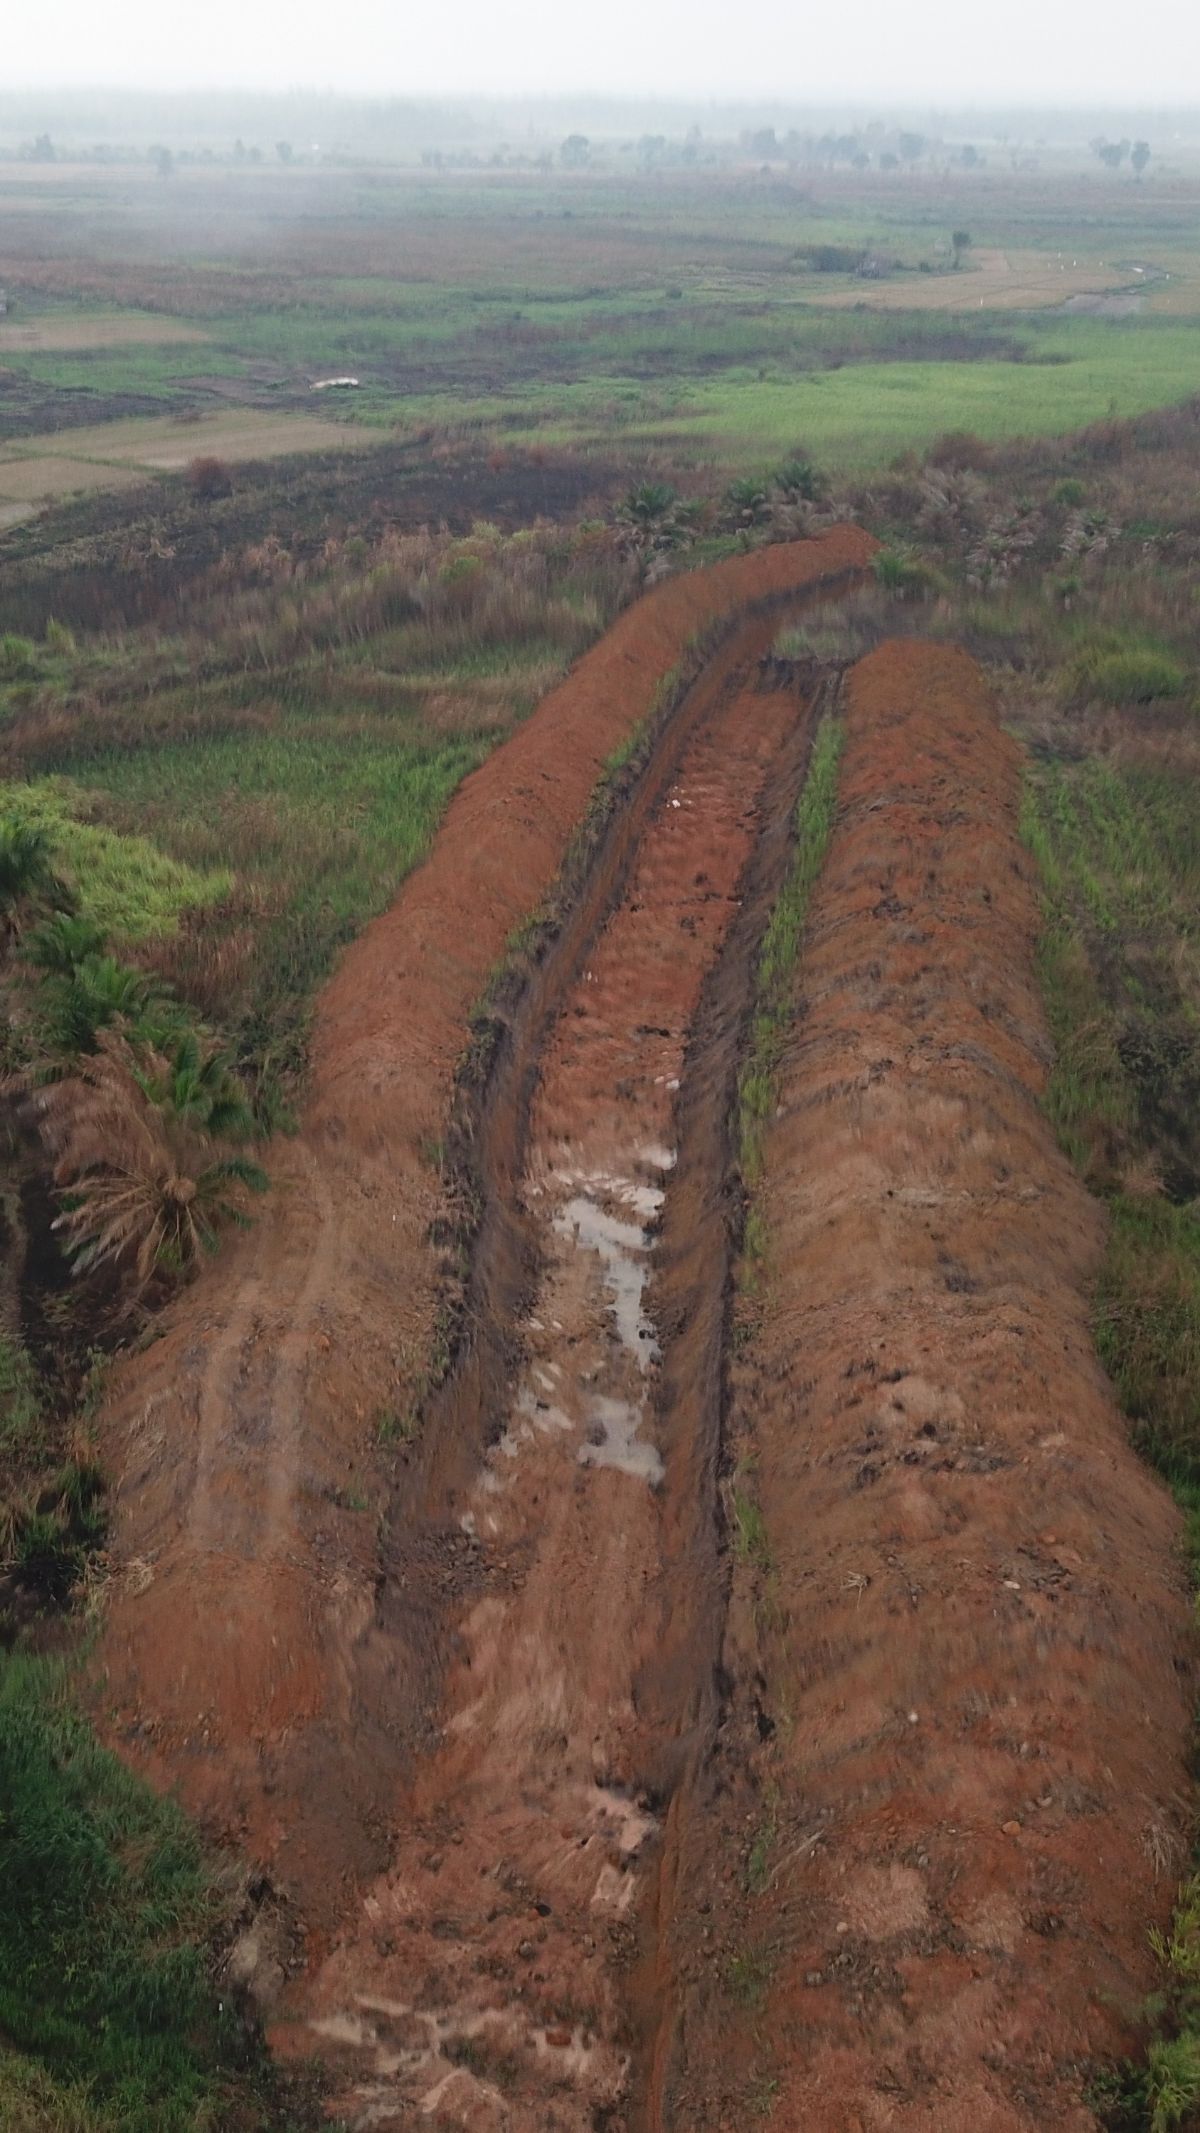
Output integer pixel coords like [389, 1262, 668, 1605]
[5, 0, 1199, 107]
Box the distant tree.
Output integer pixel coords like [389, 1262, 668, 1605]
[1131, 140, 1151, 179]
[151, 145, 174, 180]
[879, 150, 899, 171]
[774, 456, 829, 503]
[276, 139, 294, 164]
[951, 228, 972, 267]
[233, 137, 247, 161]
[27, 133, 56, 163]
[960, 143, 980, 169]
[616, 482, 694, 580]
[1093, 137, 1128, 171]
[745, 127, 780, 160]
[187, 456, 233, 502]
[898, 131, 925, 164]
[725, 477, 771, 532]
[560, 134, 590, 169]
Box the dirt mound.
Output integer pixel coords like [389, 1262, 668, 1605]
[654, 640, 1193, 2131]
[92, 528, 875, 1929]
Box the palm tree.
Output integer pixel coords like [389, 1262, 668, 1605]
[774, 457, 829, 504]
[725, 477, 772, 532]
[0, 825, 75, 950]
[38, 953, 181, 1058]
[23, 913, 107, 977]
[31, 1029, 266, 1300]
[616, 482, 695, 580]
[140, 1029, 255, 1141]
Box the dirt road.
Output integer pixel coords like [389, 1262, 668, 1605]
[94, 529, 872, 1913]
[95, 575, 1192, 2130]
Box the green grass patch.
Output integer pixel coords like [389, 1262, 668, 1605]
[1073, 643, 1191, 706]
[0, 1655, 218, 2131]
[732, 1484, 772, 1570]
[0, 781, 230, 942]
[738, 712, 844, 1191]
[727, 1945, 775, 2010]
[0, 1333, 42, 1457]
[745, 1798, 778, 1897]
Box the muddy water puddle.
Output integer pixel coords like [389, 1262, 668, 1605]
[300, 675, 805, 2130]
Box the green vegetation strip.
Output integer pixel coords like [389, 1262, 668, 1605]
[738, 708, 844, 1198]
[1023, 760, 1200, 2131]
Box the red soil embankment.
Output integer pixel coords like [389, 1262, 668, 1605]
[289, 669, 814, 2131]
[94, 528, 875, 1920]
[660, 640, 1194, 2132]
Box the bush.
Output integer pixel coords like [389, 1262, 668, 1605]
[872, 546, 939, 600]
[1073, 644, 1189, 705]
[0, 636, 38, 683]
[186, 457, 232, 501]
[774, 456, 829, 503]
[773, 626, 814, 662]
[926, 430, 993, 472]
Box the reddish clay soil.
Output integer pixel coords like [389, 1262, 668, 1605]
[652, 640, 1194, 2133]
[92, 532, 872, 1947]
[96, 570, 1192, 2130]
[282, 663, 814, 2128]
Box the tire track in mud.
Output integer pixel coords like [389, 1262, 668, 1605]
[189, 1147, 339, 1557]
[285, 639, 831, 2130]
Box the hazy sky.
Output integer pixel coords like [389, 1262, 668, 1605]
[8, 0, 1199, 106]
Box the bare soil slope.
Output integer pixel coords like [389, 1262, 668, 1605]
[656, 640, 1193, 2132]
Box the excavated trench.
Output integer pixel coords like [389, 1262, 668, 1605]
[290, 615, 833, 2129]
[92, 548, 1191, 2128]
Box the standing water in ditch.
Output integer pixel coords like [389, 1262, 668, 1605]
[296, 656, 812, 2129]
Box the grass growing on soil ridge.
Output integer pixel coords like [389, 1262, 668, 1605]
[738, 705, 844, 1194]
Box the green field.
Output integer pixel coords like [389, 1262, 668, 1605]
[2, 158, 1199, 495]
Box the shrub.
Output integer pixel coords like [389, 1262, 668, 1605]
[927, 430, 993, 472]
[773, 456, 829, 503]
[186, 456, 232, 501]
[773, 626, 815, 662]
[873, 546, 938, 600]
[0, 636, 38, 683]
[1073, 644, 1189, 705]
